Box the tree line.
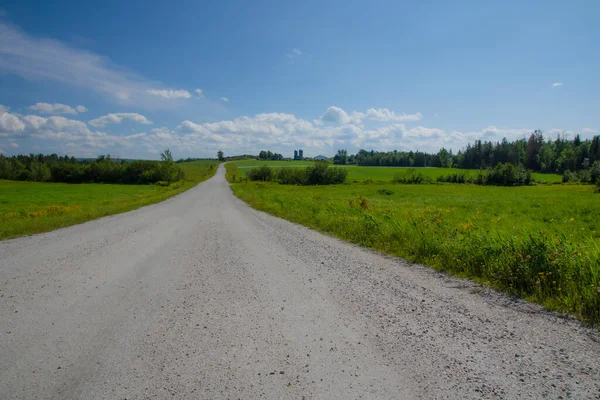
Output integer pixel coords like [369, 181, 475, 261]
[334, 132, 600, 174]
[258, 150, 284, 160]
[0, 150, 184, 184]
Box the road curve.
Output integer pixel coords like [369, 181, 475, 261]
[1, 165, 598, 399]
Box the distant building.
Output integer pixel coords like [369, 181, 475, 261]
[314, 155, 328, 161]
[294, 150, 298, 160]
[293, 149, 304, 160]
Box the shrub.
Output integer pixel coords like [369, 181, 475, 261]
[377, 188, 394, 195]
[393, 169, 431, 184]
[305, 162, 347, 185]
[437, 173, 468, 183]
[590, 161, 600, 184]
[275, 167, 307, 185]
[248, 162, 347, 185]
[247, 165, 273, 181]
[485, 163, 532, 186]
[562, 169, 578, 183]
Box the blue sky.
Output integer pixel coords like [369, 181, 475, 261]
[1, 0, 599, 159]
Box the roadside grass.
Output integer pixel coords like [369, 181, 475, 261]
[227, 163, 600, 323]
[0, 160, 218, 240]
[228, 160, 562, 184]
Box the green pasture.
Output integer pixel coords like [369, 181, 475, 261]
[0, 160, 218, 240]
[228, 160, 562, 183]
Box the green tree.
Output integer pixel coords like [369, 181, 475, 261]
[161, 149, 173, 162]
[217, 150, 224, 161]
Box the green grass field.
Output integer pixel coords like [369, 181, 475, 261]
[229, 160, 562, 183]
[226, 162, 600, 323]
[0, 160, 218, 240]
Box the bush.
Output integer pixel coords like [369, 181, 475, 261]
[247, 162, 347, 185]
[437, 173, 468, 183]
[562, 169, 578, 183]
[275, 167, 307, 185]
[485, 163, 532, 186]
[393, 169, 432, 184]
[305, 162, 347, 185]
[247, 165, 273, 181]
[590, 161, 600, 184]
[377, 188, 394, 195]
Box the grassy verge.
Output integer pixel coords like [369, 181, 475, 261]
[0, 160, 218, 240]
[226, 163, 600, 324]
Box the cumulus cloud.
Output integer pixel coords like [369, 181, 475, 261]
[195, 89, 203, 98]
[321, 106, 363, 125]
[365, 108, 423, 122]
[320, 106, 421, 125]
[0, 111, 156, 153]
[146, 89, 192, 99]
[0, 106, 561, 159]
[28, 102, 87, 115]
[0, 104, 9, 113]
[581, 127, 597, 134]
[88, 113, 152, 127]
[10, 142, 18, 148]
[0, 111, 25, 132]
[220, 97, 229, 102]
[552, 82, 563, 88]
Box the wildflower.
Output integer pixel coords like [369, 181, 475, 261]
[569, 218, 575, 222]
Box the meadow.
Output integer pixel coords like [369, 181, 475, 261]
[0, 160, 218, 240]
[231, 160, 562, 183]
[227, 161, 600, 323]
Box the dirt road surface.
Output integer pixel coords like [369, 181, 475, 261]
[1, 165, 598, 399]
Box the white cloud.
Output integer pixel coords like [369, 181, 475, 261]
[220, 97, 229, 102]
[365, 108, 423, 122]
[320, 106, 421, 125]
[28, 102, 88, 115]
[552, 82, 563, 88]
[0, 23, 194, 107]
[146, 89, 192, 99]
[0, 104, 9, 113]
[581, 128, 597, 134]
[0, 107, 569, 159]
[286, 48, 303, 63]
[403, 126, 444, 138]
[0, 111, 25, 132]
[88, 113, 152, 127]
[10, 142, 18, 148]
[195, 89, 204, 98]
[321, 106, 363, 125]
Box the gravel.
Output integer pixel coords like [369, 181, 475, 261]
[1, 164, 598, 399]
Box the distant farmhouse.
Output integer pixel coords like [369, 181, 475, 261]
[293, 149, 304, 160]
[313, 155, 328, 161]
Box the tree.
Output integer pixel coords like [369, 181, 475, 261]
[333, 149, 348, 165]
[161, 149, 173, 162]
[217, 150, 224, 161]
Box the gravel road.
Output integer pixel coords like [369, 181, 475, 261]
[1, 165, 598, 399]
